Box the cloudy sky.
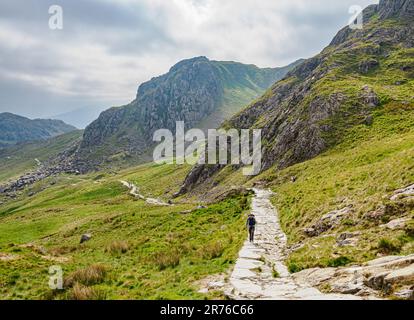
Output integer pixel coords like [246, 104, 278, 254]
[0, 0, 378, 122]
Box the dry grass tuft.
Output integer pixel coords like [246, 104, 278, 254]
[105, 240, 130, 255]
[65, 264, 108, 287]
[152, 250, 180, 270]
[70, 283, 106, 300]
[201, 241, 224, 260]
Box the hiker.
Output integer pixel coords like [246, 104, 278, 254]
[246, 214, 256, 243]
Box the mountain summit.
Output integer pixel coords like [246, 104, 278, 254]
[75, 56, 302, 169]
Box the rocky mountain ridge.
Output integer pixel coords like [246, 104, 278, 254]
[75, 57, 303, 170]
[178, 0, 414, 194]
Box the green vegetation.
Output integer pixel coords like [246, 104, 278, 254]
[0, 163, 249, 299]
[0, 130, 83, 183]
[262, 104, 414, 271]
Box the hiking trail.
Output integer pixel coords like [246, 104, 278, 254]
[225, 188, 365, 300]
[120, 181, 171, 206]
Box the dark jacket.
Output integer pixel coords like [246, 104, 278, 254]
[246, 216, 256, 228]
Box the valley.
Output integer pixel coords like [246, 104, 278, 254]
[0, 0, 413, 301]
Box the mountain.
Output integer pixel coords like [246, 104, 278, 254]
[179, 0, 414, 193]
[76, 57, 303, 169]
[51, 106, 108, 129]
[0, 113, 77, 148]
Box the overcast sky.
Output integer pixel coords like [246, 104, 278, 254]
[0, 0, 378, 119]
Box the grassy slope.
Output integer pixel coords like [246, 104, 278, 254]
[198, 62, 276, 132]
[266, 106, 414, 271]
[0, 163, 248, 300]
[0, 130, 83, 183]
[187, 18, 414, 272]
[262, 18, 414, 271]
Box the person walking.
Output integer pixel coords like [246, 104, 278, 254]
[246, 214, 256, 243]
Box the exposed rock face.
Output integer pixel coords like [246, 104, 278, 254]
[303, 206, 354, 237]
[378, 0, 414, 19]
[76, 57, 302, 170]
[179, 0, 414, 194]
[293, 254, 414, 298]
[391, 184, 414, 201]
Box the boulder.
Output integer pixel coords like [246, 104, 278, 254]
[80, 234, 92, 244]
[361, 85, 379, 107]
[391, 184, 414, 201]
[304, 206, 353, 237]
[381, 218, 409, 230]
[364, 205, 386, 221]
[337, 232, 360, 247]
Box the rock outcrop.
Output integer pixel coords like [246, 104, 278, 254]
[75, 57, 303, 170]
[293, 254, 414, 298]
[178, 0, 414, 194]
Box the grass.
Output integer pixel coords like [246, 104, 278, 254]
[0, 162, 249, 300]
[262, 103, 414, 271]
[0, 130, 83, 183]
[272, 266, 280, 278]
[69, 283, 107, 300]
[64, 264, 108, 287]
[152, 250, 181, 271]
[105, 241, 130, 255]
[377, 238, 402, 255]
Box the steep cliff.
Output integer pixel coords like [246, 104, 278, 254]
[179, 0, 414, 193]
[77, 57, 302, 169]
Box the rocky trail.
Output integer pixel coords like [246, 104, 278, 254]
[120, 181, 171, 206]
[211, 188, 414, 300]
[223, 188, 366, 300]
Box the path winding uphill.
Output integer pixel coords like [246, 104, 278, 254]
[225, 189, 366, 300]
[120, 181, 171, 206]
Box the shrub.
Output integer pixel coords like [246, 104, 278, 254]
[105, 240, 129, 255]
[377, 238, 401, 254]
[327, 256, 351, 267]
[287, 262, 303, 273]
[405, 221, 414, 237]
[65, 264, 108, 287]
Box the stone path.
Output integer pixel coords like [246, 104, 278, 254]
[120, 181, 171, 206]
[225, 188, 363, 300]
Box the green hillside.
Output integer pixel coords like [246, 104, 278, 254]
[177, 1, 414, 277]
[0, 130, 83, 183]
[0, 163, 249, 299]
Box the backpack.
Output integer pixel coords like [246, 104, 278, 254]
[248, 216, 256, 226]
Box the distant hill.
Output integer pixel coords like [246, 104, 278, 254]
[77, 56, 303, 169]
[51, 106, 109, 129]
[0, 113, 77, 148]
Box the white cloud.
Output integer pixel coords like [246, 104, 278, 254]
[0, 0, 378, 118]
